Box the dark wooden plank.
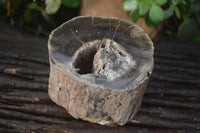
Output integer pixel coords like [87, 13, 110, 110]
[0, 22, 200, 132]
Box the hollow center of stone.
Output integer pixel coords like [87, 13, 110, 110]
[73, 39, 135, 80]
[73, 42, 98, 74]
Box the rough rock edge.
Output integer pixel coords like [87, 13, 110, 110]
[48, 63, 149, 126]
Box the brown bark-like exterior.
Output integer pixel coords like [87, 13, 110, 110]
[48, 16, 154, 126]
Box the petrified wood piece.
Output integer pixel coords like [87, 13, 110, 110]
[48, 16, 154, 126]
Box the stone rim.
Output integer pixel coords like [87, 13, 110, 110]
[48, 16, 154, 91]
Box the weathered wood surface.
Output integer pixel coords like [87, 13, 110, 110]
[0, 23, 200, 133]
[48, 16, 154, 126]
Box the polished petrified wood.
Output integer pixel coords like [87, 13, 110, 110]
[48, 16, 154, 126]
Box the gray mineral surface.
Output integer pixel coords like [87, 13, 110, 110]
[48, 16, 154, 126]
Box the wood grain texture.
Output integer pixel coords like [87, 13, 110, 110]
[0, 23, 200, 132]
[48, 16, 154, 126]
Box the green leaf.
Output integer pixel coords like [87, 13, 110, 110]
[149, 5, 164, 24]
[190, 2, 200, 13]
[28, 2, 42, 11]
[175, 7, 181, 19]
[24, 10, 32, 23]
[172, 0, 180, 6]
[62, 0, 81, 8]
[195, 35, 200, 42]
[178, 19, 200, 41]
[155, 0, 167, 5]
[45, 0, 61, 15]
[139, 4, 149, 16]
[123, 0, 137, 11]
[164, 5, 174, 20]
[130, 8, 140, 22]
[145, 15, 155, 27]
[138, 0, 153, 5]
[182, 0, 186, 5]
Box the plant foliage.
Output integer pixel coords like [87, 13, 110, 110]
[123, 0, 200, 41]
[0, 0, 81, 36]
